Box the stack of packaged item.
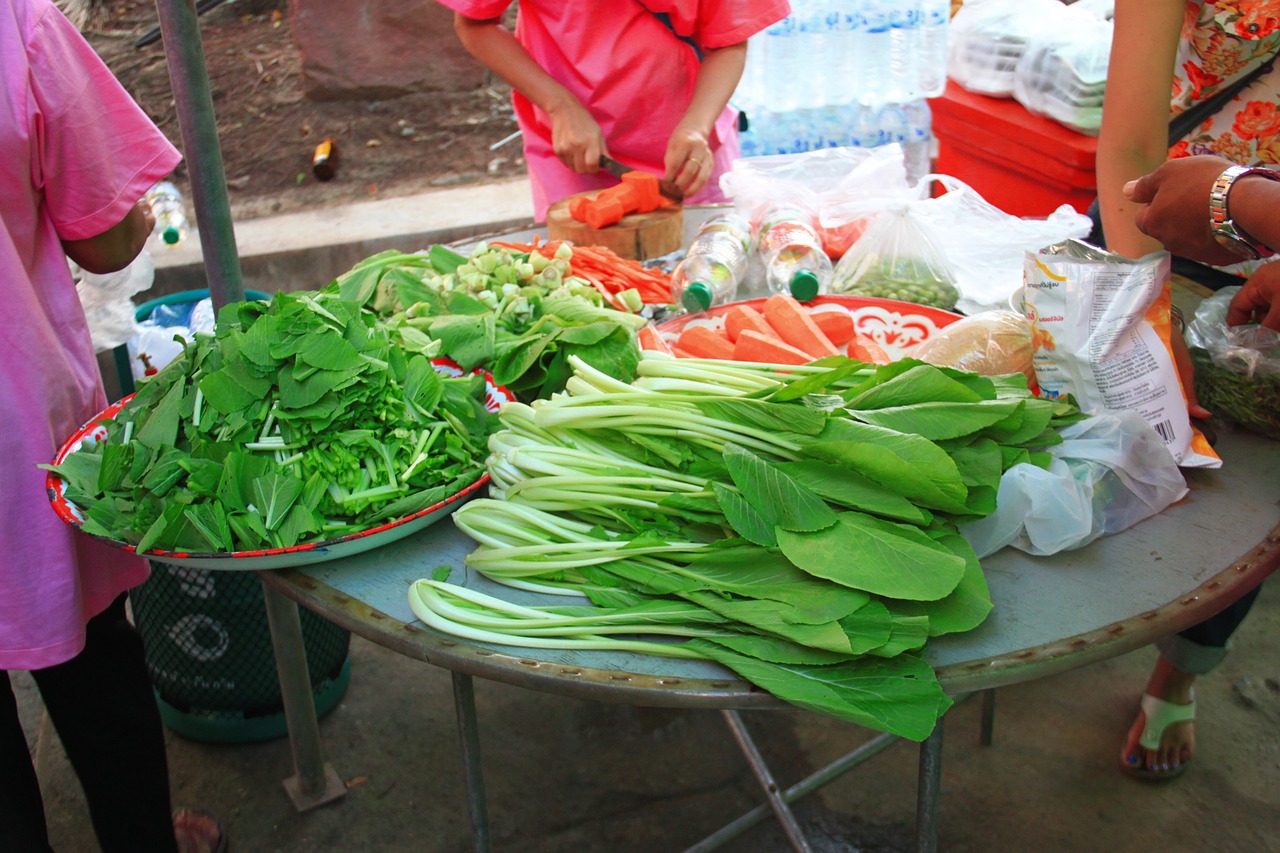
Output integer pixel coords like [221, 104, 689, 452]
[948, 0, 1112, 135]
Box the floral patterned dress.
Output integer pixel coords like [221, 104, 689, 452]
[1170, 0, 1280, 164]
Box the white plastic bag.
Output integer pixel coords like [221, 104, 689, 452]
[1012, 7, 1112, 135]
[126, 297, 216, 382]
[960, 410, 1188, 558]
[917, 175, 1092, 315]
[74, 251, 155, 353]
[948, 0, 1078, 97]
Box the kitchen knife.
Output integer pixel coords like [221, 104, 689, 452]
[598, 155, 684, 202]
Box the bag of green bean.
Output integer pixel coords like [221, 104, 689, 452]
[1186, 287, 1280, 440]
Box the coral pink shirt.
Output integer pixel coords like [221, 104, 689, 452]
[1, 0, 181, 669]
[440, 0, 789, 220]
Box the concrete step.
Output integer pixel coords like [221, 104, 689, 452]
[147, 176, 535, 300]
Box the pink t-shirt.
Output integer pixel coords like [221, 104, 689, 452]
[1, 0, 181, 670]
[440, 0, 790, 220]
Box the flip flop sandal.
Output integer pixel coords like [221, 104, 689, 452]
[1120, 693, 1196, 782]
[172, 807, 228, 853]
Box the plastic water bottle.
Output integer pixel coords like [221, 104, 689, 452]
[831, 5, 864, 106]
[146, 181, 187, 246]
[886, 2, 922, 102]
[919, 0, 950, 97]
[739, 33, 770, 114]
[860, 1, 893, 105]
[848, 102, 883, 148]
[757, 206, 833, 302]
[793, 0, 828, 110]
[761, 15, 799, 112]
[902, 99, 934, 185]
[670, 214, 754, 312]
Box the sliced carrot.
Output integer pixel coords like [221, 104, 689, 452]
[810, 310, 856, 347]
[671, 346, 700, 359]
[762, 293, 840, 358]
[733, 329, 815, 365]
[676, 324, 735, 360]
[723, 305, 777, 344]
[637, 325, 674, 355]
[848, 333, 891, 365]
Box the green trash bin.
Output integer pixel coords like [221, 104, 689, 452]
[122, 289, 353, 743]
[131, 566, 351, 744]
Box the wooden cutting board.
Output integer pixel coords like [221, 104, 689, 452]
[546, 191, 683, 260]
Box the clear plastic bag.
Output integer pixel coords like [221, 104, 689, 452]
[718, 145, 917, 259]
[960, 410, 1188, 558]
[916, 175, 1092, 315]
[910, 310, 1036, 386]
[1186, 286, 1280, 438]
[831, 200, 960, 310]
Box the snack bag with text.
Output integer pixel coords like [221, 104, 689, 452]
[1021, 240, 1220, 468]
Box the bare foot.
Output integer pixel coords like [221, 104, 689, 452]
[1119, 656, 1196, 778]
[173, 808, 226, 853]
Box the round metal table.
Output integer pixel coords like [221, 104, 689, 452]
[258, 417, 1280, 852]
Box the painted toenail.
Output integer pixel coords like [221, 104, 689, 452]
[1125, 754, 1138, 765]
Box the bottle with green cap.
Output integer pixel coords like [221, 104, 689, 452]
[758, 204, 832, 302]
[145, 181, 187, 247]
[669, 213, 754, 313]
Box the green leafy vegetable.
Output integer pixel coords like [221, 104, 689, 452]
[411, 353, 1083, 741]
[42, 286, 496, 553]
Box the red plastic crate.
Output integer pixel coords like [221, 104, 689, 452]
[929, 81, 1098, 217]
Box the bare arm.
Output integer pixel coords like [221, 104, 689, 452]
[664, 41, 747, 197]
[61, 199, 153, 275]
[1096, 0, 1183, 258]
[452, 13, 605, 174]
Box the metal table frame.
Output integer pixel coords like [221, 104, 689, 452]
[254, 434, 1280, 850]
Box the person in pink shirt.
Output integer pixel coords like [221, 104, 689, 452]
[438, 0, 790, 221]
[1, 1, 222, 850]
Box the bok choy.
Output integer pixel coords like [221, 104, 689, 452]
[412, 352, 1084, 740]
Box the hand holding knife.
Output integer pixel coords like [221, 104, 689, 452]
[598, 154, 684, 202]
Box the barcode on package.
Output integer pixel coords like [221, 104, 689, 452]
[1152, 419, 1174, 443]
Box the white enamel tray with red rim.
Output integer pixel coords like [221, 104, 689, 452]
[655, 294, 962, 360]
[45, 359, 515, 571]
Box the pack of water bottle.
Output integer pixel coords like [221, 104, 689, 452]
[738, 0, 950, 112]
[734, 0, 947, 184]
[739, 100, 933, 186]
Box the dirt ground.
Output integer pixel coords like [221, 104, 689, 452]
[83, 0, 523, 222]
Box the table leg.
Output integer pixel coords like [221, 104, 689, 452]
[685, 729, 897, 852]
[980, 689, 996, 746]
[260, 581, 346, 812]
[720, 710, 814, 853]
[915, 722, 944, 853]
[452, 672, 491, 853]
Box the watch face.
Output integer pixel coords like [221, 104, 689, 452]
[1213, 225, 1262, 260]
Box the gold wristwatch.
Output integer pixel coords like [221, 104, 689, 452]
[1209, 164, 1280, 260]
